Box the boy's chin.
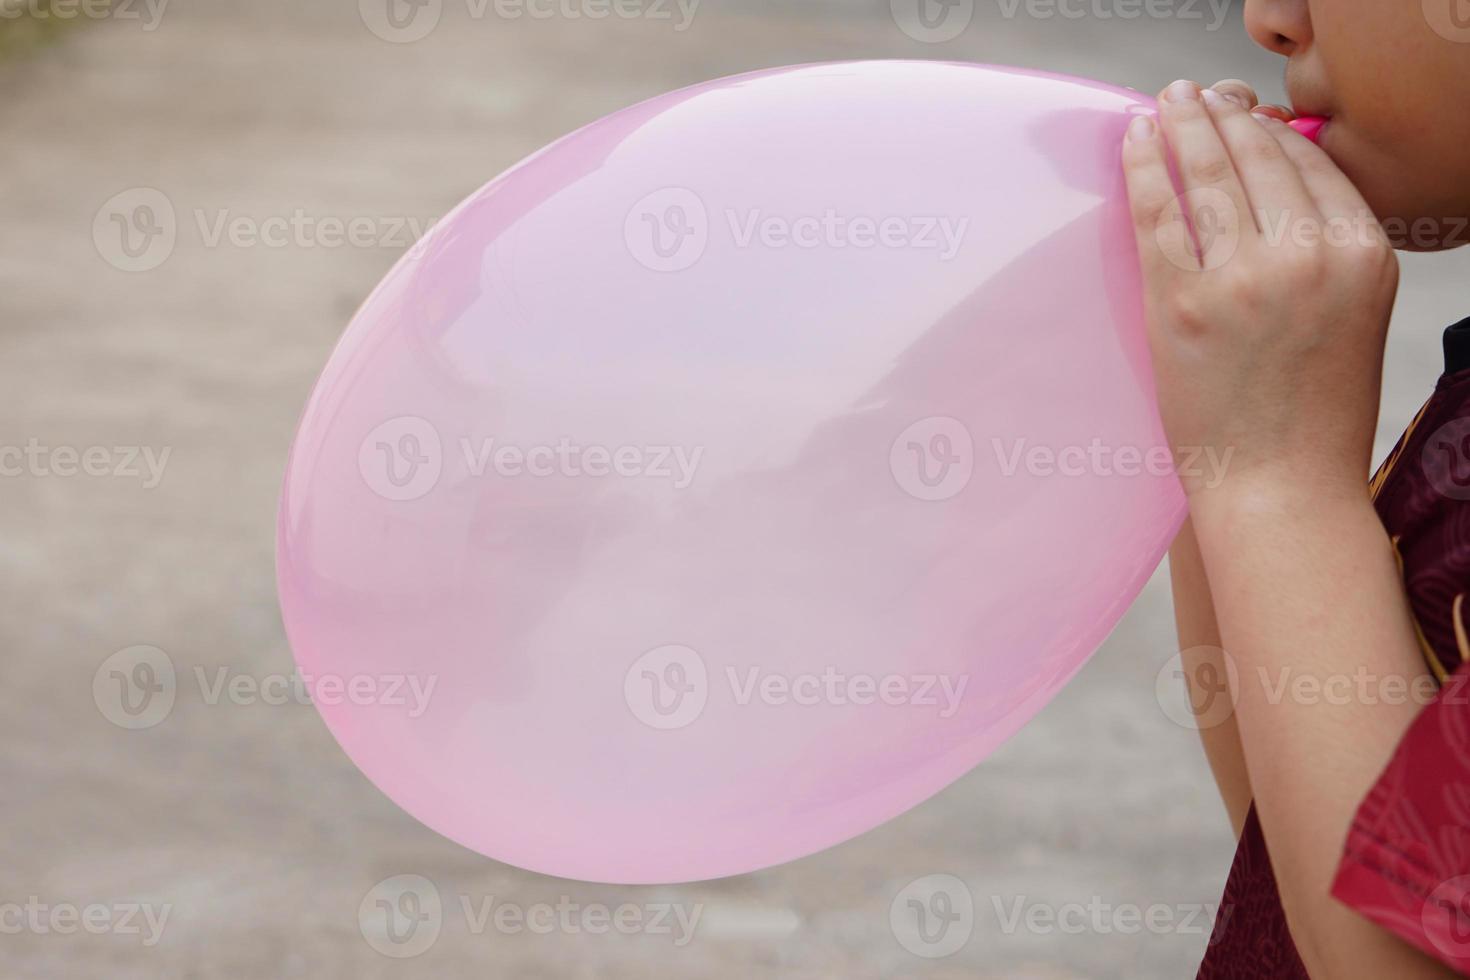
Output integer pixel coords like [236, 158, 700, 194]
[1327, 132, 1470, 253]
[1392, 237, 1469, 255]
[1376, 197, 1470, 254]
[1334, 157, 1470, 252]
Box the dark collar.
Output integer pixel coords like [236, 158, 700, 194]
[1445, 317, 1470, 376]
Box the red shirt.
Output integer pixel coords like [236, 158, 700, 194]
[1197, 317, 1470, 978]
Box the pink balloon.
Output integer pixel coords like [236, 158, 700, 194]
[277, 61, 1185, 883]
[1288, 114, 1329, 144]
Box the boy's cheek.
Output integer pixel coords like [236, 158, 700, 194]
[1309, 0, 1470, 236]
[1323, 132, 1469, 252]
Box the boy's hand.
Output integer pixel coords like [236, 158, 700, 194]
[1199, 78, 1293, 121]
[1121, 79, 1399, 512]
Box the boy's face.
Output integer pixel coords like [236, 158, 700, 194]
[1244, 0, 1470, 247]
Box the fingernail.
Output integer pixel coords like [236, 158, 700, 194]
[1126, 114, 1156, 141]
[1218, 90, 1250, 109]
[1163, 79, 1200, 103]
[1201, 88, 1225, 108]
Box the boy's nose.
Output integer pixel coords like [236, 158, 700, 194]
[1244, 0, 1312, 56]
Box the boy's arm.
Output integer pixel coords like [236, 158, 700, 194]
[1169, 518, 1252, 837]
[1194, 487, 1454, 978]
[1123, 83, 1459, 978]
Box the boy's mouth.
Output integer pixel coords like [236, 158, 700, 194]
[1285, 86, 1333, 144]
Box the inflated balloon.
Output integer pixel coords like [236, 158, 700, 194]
[278, 61, 1186, 883]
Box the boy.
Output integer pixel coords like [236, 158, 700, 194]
[1122, 1, 1470, 976]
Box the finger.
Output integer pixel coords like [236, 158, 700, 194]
[1257, 116, 1377, 225]
[1209, 79, 1258, 111]
[1123, 113, 1196, 274]
[1156, 79, 1256, 265]
[1252, 104, 1296, 123]
[1201, 90, 1320, 229]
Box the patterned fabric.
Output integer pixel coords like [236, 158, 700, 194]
[1197, 318, 1470, 978]
[1331, 667, 1470, 974]
[1197, 805, 1312, 979]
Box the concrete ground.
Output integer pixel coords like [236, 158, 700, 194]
[2, 0, 1466, 977]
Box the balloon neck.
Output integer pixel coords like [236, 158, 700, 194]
[1287, 116, 1329, 144]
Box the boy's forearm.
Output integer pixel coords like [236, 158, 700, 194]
[1192, 485, 1456, 979]
[1168, 518, 1252, 837]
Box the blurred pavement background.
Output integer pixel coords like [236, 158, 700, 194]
[2, 0, 1466, 976]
